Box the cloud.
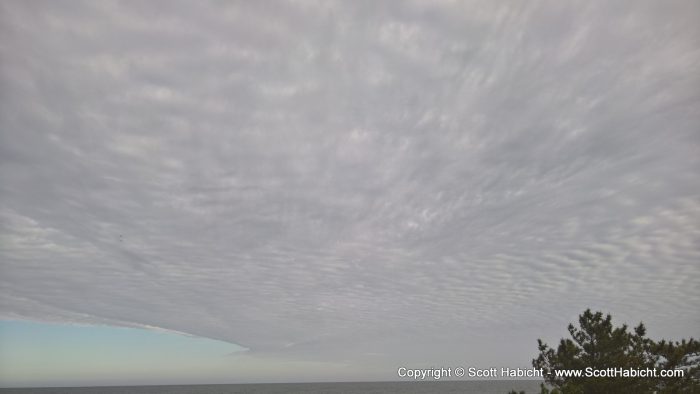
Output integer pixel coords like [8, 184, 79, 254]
[1, 0, 699, 377]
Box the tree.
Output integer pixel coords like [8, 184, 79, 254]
[531, 309, 699, 393]
[652, 338, 700, 393]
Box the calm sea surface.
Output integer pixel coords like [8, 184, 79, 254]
[1, 381, 544, 394]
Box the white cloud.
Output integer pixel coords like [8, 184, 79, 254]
[1, 0, 699, 379]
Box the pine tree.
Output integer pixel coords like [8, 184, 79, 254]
[530, 309, 699, 393]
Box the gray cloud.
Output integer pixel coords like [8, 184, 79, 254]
[1, 0, 699, 379]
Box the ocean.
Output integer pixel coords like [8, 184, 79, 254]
[1, 381, 544, 393]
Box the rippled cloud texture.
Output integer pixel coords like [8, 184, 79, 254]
[1, 0, 699, 381]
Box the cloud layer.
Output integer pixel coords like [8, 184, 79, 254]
[1, 0, 699, 377]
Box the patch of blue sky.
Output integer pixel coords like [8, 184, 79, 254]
[0, 320, 245, 387]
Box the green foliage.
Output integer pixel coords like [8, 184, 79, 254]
[529, 309, 700, 394]
[652, 338, 700, 393]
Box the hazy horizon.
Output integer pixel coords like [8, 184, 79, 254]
[1, 0, 699, 388]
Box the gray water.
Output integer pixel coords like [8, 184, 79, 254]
[1, 381, 544, 394]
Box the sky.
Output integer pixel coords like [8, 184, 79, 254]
[0, 321, 247, 387]
[0, 0, 699, 388]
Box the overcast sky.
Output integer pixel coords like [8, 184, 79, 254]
[1, 0, 699, 385]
